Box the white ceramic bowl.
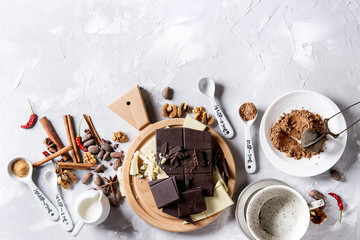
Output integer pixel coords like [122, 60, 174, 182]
[246, 185, 310, 240]
[260, 90, 347, 177]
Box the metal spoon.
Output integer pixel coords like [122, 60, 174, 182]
[45, 170, 74, 231]
[7, 157, 59, 221]
[301, 101, 360, 152]
[198, 77, 234, 138]
[239, 105, 257, 173]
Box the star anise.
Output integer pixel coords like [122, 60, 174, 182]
[101, 175, 118, 195]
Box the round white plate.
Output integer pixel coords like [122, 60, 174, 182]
[260, 90, 347, 177]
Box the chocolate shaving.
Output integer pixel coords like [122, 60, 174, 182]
[169, 146, 182, 156]
[161, 142, 168, 154]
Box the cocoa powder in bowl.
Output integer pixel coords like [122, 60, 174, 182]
[239, 103, 257, 121]
[270, 109, 325, 159]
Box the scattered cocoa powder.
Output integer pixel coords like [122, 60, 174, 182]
[270, 109, 325, 159]
[12, 159, 29, 178]
[239, 103, 257, 121]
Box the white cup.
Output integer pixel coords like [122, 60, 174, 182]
[71, 190, 110, 237]
[246, 185, 324, 240]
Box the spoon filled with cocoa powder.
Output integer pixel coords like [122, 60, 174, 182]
[239, 102, 257, 173]
[7, 157, 59, 221]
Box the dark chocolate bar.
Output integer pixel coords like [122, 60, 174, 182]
[183, 128, 211, 150]
[185, 172, 214, 196]
[177, 187, 206, 217]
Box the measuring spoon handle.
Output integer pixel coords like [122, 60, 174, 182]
[210, 98, 234, 138]
[244, 126, 256, 173]
[26, 180, 59, 221]
[54, 191, 74, 231]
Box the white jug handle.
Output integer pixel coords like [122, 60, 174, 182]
[71, 220, 85, 237]
[308, 199, 325, 210]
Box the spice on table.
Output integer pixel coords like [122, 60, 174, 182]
[328, 192, 343, 223]
[20, 99, 38, 129]
[76, 119, 87, 152]
[42, 151, 51, 157]
[12, 159, 30, 178]
[239, 102, 257, 121]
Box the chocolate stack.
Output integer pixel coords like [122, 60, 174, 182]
[148, 128, 213, 223]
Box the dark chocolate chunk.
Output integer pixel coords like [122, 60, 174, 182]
[177, 187, 206, 217]
[194, 149, 206, 167]
[222, 157, 230, 179]
[162, 203, 179, 217]
[183, 128, 211, 150]
[156, 128, 183, 150]
[181, 215, 195, 225]
[161, 142, 168, 154]
[185, 173, 213, 196]
[169, 146, 182, 156]
[149, 176, 180, 209]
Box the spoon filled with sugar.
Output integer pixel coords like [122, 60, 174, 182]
[7, 157, 59, 221]
[239, 103, 257, 173]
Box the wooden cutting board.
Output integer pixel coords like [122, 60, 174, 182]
[108, 85, 236, 232]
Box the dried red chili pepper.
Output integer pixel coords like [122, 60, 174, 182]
[328, 192, 343, 223]
[76, 119, 87, 152]
[42, 151, 51, 157]
[21, 99, 37, 129]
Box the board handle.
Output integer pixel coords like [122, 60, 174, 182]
[108, 85, 151, 131]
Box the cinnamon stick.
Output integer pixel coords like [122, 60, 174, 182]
[33, 145, 72, 168]
[83, 114, 101, 145]
[39, 117, 70, 161]
[65, 115, 82, 163]
[58, 162, 97, 170]
[63, 115, 77, 163]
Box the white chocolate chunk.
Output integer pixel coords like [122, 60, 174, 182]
[140, 137, 156, 156]
[130, 151, 139, 175]
[183, 115, 207, 131]
[117, 166, 126, 197]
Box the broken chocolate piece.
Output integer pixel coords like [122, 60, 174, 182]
[185, 173, 214, 196]
[194, 149, 206, 167]
[161, 142, 168, 154]
[169, 146, 182, 156]
[178, 187, 206, 217]
[149, 176, 180, 209]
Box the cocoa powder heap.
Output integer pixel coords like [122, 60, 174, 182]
[270, 109, 325, 159]
[239, 102, 257, 121]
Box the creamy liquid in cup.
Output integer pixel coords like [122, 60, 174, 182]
[247, 185, 309, 240]
[78, 196, 102, 222]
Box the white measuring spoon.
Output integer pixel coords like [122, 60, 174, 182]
[198, 77, 234, 138]
[239, 107, 257, 173]
[45, 170, 74, 231]
[7, 157, 59, 221]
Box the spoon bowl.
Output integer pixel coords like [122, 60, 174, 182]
[198, 77, 215, 97]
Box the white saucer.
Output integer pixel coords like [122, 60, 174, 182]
[235, 179, 289, 239]
[259, 90, 347, 177]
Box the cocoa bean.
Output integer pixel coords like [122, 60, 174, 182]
[93, 174, 103, 186]
[88, 145, 100, 154]
[102, 152, 111, 161]
[101, 142, 114, 152]
[110, 152, 123, 158]
[98, 149, 105, 159]
[162, 86, 172, 100]
[93, 164, 105, 173]
[113, 158, 121, 170]
[330, 169, 342, 181]
[82, 134, 93, 142]
[308, 190, 324, 200]
[83, 139, 96, 147]
[81, 172, 92, 184]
